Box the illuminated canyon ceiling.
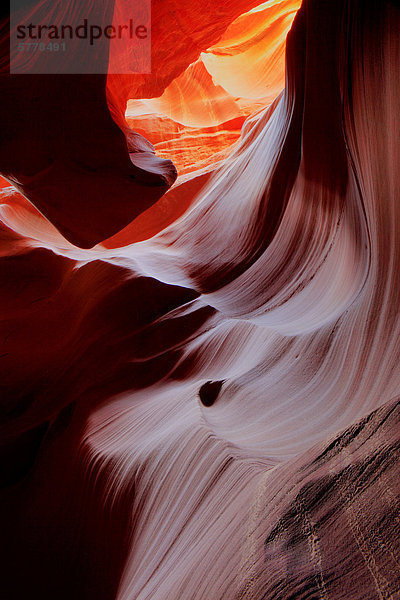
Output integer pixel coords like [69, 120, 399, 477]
[0, 0, 400, 598]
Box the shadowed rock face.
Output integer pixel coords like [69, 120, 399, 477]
[0, 0, 400, 599]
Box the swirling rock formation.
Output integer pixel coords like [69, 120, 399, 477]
[0, 0, 399, 599]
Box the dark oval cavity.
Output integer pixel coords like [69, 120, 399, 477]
[199, 380, 224, 407]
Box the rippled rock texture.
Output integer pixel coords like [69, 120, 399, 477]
[0, 0, 400, 598]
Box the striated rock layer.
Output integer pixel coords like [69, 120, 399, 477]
[0, 0, 400, 599]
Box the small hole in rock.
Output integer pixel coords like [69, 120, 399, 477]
[199, 380, 224, 407]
